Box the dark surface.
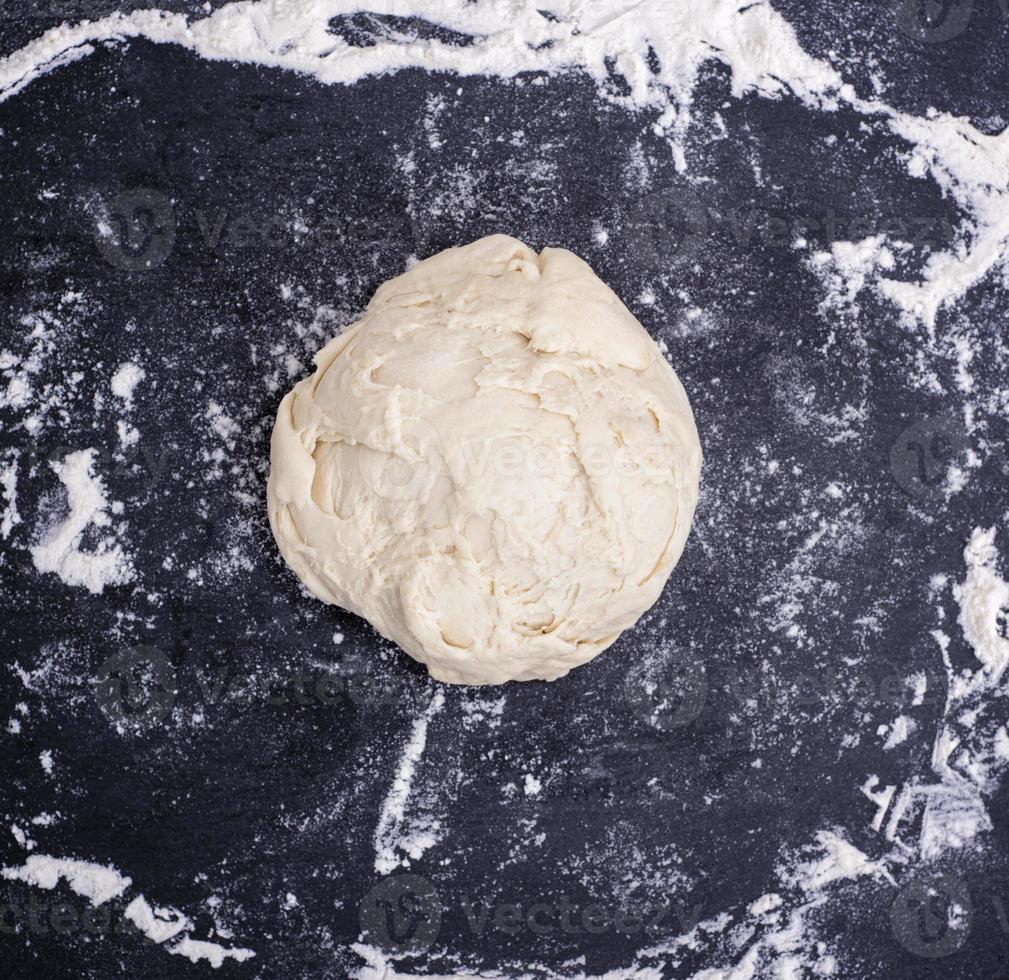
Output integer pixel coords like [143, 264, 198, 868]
[0, 3, 1008, 978]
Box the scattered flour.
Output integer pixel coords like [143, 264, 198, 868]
[786, 830, 895, 894]
[207, 400, 240, 447]
[2, 0, 1008, 324]
[655, 831, 891, 980]
[3, 855, 255, 968]
[30, 449, 134, 594]
[0, 456, 20, 539]
[110, 361, 145, 407]
[1, 2, 1007, 977]
[116, 419, 141, 449]
[872, 528, 1009, 862]
[0, 312, 58, 432]
[10, 823, 37, 851]
[806, 237, 896, 317]
[881, 715, 917, 750]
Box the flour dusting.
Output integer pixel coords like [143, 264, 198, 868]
[373, 689, 446, 874]
[30, 449, 134, 594]
[110, 361, 146, 407]
[0, 455, 20, 540]
[3, 854, 256, 968]
[2, 0, 1009, 327]
[0, 1, 1007, 977]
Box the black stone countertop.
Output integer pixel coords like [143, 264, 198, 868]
[1, 3, 1008, 977]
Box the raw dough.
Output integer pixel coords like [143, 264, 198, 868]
[267, 235, 702, 684]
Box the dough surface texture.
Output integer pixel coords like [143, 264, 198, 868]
[267, 235, 702, 685]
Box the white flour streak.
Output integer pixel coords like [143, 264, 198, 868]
[1, 0, 1007, 321]
[373, 690, 445, 874]
[2, 855, 131, 906]
[30, 449, 134, 594]
[350, 942, 486, 980]
[124, 895, 191, 944]
[685, 831, 891, 980]
[880, 113, 1009, 324]
[0, 0, 843, 117]
[357, 827, 893, 978]
[787, 830, 894, 893]
[957, 527, 1009, 684]
[0, 456, 20, 540]
[881, 528, 1009, 861]
[168, 936, 257, 968]
[3, 855, 256, 968]
[918, 777, 992, 861]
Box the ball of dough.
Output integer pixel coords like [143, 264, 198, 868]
[267, 235, 701, 685]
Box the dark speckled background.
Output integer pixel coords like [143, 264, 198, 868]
[1, 2, 1009, 977]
